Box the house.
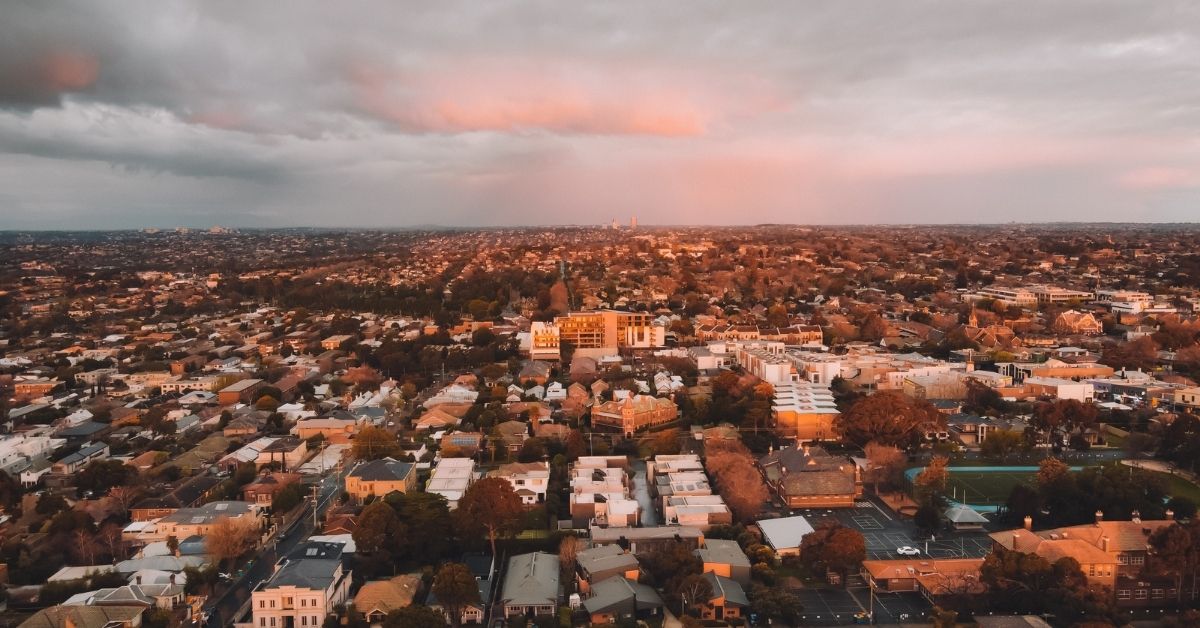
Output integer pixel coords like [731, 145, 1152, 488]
[441, 431, 484, 454]
[321, 335, 355, 351]
[861, 558, 986, 611]
[156, 501, 261, 541]
[412, 407, 460, 431]
[989, 513, 1184, 608]
[696, 539, 751, 586]
[242, 473, 301, 506]
[1023, 377, 1094, 402]
[697, 572, 748, 622]
[426, 457, 475, 509]
[575, 544, 641, 594]
[582, 577, 664, 624]
[294, 417, 359, 443]
[493, 420, 529, 454]
[218, 378, 264, 406]
[756, 515, 815, 557]
[489, 462, 549, 505]
[662, 495, 733, 530]
[589, 526, 704, 554]
[51, 441, 110, 474]
[499, 552, 559, 618]
[18, 605, 145, 628]
[758, 445, 861, 509]
[353, 574, 422, 624]
[427, 554, 493, 625]
[251, 542, 351, 628]
[345, 458, 416, 502]
[255, 437, 308, 472]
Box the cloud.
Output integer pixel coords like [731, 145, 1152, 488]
[2, 1, 1200, 226]
[1117, 166, 1200, 190]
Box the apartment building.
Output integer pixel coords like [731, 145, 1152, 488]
[772, 382, 839, 441]
[552, 310, 665, 356]
[528, 321, 561, 361]
[251, 542, 351, 628]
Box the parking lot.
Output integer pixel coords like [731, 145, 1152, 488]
[790, 496, 995, 560]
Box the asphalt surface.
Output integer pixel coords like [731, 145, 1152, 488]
[202, 466, 349, 626]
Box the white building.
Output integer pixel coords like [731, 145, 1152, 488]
[251, 541, 351, 628]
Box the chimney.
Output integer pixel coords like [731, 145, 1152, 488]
[136, 575, 142, 585]
[1132, 510, 1141, 523]
[1023, 515, 1033, 531]
[1095, 510, 1104, 526]
[1101, 536, 1110, 551]
[170, 573, 176, 585]
[1167, 509, 1175, 521]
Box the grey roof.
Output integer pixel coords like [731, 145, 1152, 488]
[582, 577, 663, 615]
[56, 442, 107, 466]
[703, 572, 748, 606]
[756, 515, 815, 551]
[349, 458, 414, 482]
[590, 525, 703, 545]
[161, 500, 253, 524]
[500, 552, 559, 607]
[263, 545, 345, 591]
[577, 544, 639, 580]
[696, 539, 750, 568]
[945, 504, 989, 524]
[19, 605, 145, 628]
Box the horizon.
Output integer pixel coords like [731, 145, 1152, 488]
[3, 2, 1200, 228]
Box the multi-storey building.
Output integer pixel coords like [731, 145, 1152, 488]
[591, 395, 678, 436]
[251, 541, 351, 628]
[553, 310, 665, 356]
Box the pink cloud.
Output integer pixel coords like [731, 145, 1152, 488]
[1117, 166, 1199, 190]
[345, 58, 773, 137]
[39, 51, 99, 92]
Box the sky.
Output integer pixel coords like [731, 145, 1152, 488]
[2, 1, 1200, 229]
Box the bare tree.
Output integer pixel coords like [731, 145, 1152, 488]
[205, 517, 259, 570]
[72, 528, 98, 565]
[98, 522, 126, 563]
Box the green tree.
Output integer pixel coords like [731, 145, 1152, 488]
[453, 477, 523, 557]
[383, 606, 447, 628]
[432, 563, 481, 628]
[353, 500, 404, 557]
[798, 522, 866, 584]
[835, 391, 944, 447]
[352, 425, 402, 460]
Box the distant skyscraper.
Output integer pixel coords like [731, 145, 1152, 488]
[611, 218, 619, 230]
[630, 215, 637, 230]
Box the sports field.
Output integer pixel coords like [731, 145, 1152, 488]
[905, 465, 1084, 508]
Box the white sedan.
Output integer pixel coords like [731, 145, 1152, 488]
[896, 546, 921, 556]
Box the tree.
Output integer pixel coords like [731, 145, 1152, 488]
[383, 606, 447, 628]
[930, 606, 958, 628]
[836, 391, 943, 447]
[915, 455, 950, 498]
[453, 477, 523, 557]
[798, 522, 866, 583]
[749, 584, 803, 624]
[352, 425, 402, 460]
[676, 573, 713, 616]
[271, 483, 304, 513]
[1146, 519, 1200, 606]
[559, 535, 581, 591]
[432, 563, 481, 628]
[205, 517, 259, 569]
[981, 430, 1024, 461]
[384, 491, 452, 565]
[705, 446, 769, 522]
[864, 442, 905, 491]
[1036, 457, 1071, 488]
[353, 501, 403, 557]
[915, 500, 943, 538]
[641, 540, 703, 611]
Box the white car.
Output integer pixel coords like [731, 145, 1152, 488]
[896, 546, 921, 556]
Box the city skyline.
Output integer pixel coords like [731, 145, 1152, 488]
[3, 1, 1200, 228]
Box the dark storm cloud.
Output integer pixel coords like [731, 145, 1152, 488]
[1, 1, 1200, 227]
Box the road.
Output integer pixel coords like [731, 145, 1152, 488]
[203, 465, 350, 627]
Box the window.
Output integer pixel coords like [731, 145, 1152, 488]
[260, 619, 267, 627]
[1152, 589, 1164, 599]
[1088, 565, 1096, 576]
[270, 619, 277, 627]
[1131, 555, 1145, 566]
[1136, 589, 1148, 599]
[301, 617, 306, 627]
[1118, 555, 1129, 564]
[1117, 589, 1131, 600]
[260, 601, 266, 609]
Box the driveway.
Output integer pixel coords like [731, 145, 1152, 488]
[630, 459, 658, 526]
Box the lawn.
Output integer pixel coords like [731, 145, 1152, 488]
[943, 469, 1037, 506]
[1141, 469, 1200, 504]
